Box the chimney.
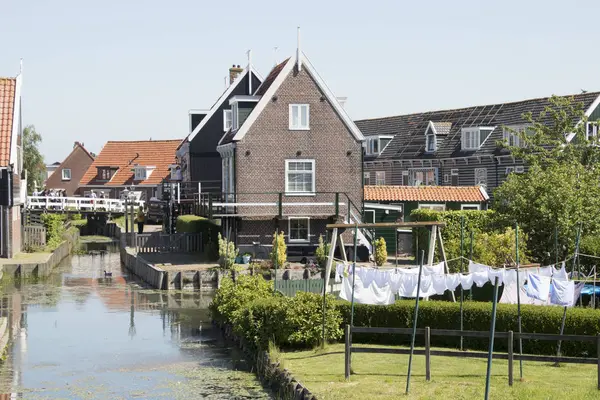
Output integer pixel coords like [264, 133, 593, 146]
[229, 64, 243, 85]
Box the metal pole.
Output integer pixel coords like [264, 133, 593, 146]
[484, 276, 500, 400]
[274, 227, 279, 294]
[577, 223, 582, 306]
[460, 216, 464, 351]
[350, 224, 359, 327]
[405, 249, 425, 395]
[470, 229, 474, 300]
[515, 223, 523, 379]
[321, 229, 328, 349]
[555, 226, 559, 266]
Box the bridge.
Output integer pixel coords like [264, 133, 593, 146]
[26, 196, 145, 214]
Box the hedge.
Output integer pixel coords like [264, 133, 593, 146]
[338, 300, 600, 357]
[176, 215, 219, 258]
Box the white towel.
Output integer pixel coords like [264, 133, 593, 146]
[445, 274, 461, 291]
[550, 279, 575, 307]
[488, 269, 505, 286]
[552, 262, 569, 281]
[374, 270, 391, 288]
[469, 260, 490, 273]
[460, 274, 474, 290]
[432, 274, 447, 295]
[526, 274, 551, 302]
[339, 273, 394, 305]
[473, 271, 490, 287]
[538, 266, 553, 277]
[424, 262, 445, 275]
[504, 270, 517, 286]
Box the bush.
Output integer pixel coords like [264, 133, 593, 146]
[176, 215, 219, 255]
[374, 237, 387, 266]
[218, 233, 238, 269]
[270, 230, 287, 267]
[336, 300, 600, 357]
[41, 213, 67, 250]
[315, 235, 330, 269]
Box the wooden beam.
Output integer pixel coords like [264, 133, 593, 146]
[427, 225, 437, 266]
[437, 229, 456, 302]
[324, 228, 338, 290]
[327, 221, 446, 229]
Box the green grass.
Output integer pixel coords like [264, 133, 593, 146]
[80, 235, 114, 243]
[70, 219, 87, 227]
[279, 343, 599, 400]
[112, 216, 142, 232]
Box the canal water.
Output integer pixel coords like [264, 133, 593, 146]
[0, 242, 272, 399]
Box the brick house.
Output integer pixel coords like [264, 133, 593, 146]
[196, 50, 366, 257]
[0, 70, 25, 258]
[356, 92, 600, 197]
[44, 141, 95, 196]
[79, 140, 181, 201]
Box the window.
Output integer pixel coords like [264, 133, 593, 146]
[451, 169, 459, 186]
[98, 168, 113, 181]
[503, 125, 530, 147]
[231, 103, 239, 130]
[461, 204, 481, 211]
[375, 171, 385, 185]
[426, 134, 436, 152]
[402, 170, 409, 185]
[134, 168, 147, 181]
[364, 210, 375, 224]
[289, 217, 310, 242]
[586, 122, 599, 140]
[61, 169, 71, 180]
[285, 160, 315, 194]
[289, 104, 310, 130]
[364, 136, 393, 156]
[505, 166, 515, 176]
[223, 110, 232, 131]
[363, 172, 371, 185]
[475, 168, 487, 187]
[409, 168, 437, 186]
[419, 204, 446, 212]
[515, 165, 525, 173]
[462, 128, 480, 150]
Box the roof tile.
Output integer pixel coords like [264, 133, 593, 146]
[0, 77, 16, 166]
[364, 185, 487, 202]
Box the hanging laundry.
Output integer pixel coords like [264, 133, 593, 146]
[526, 274, 551, 302]
[460, 274, 474, 290]
[431, 274, 447, 295]
[339, 273, 394, 305]
[552, 262, 569, 281]
[360, 268, 377, 288]
[488, 269, 505, 286]
[445, 274, 461, 291]
[550, 279, 575, 307]
[389, 272, 403, 293]
[469, 261, 491, 273]
[424, 262, 445, 275]
[374, 270, 391, 288]
[335, 263, 344, 283]
[538, 266, 553, 277]
[472, 271, 490, 287]
[503, 270, 517, 286]
[397, 274, 436, 298]
[499, 281, 547, 305]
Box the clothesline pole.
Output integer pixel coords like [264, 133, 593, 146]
[437, 229, 455, 302]
[555, 226, 559, 266]
[274, 227, 278, 294]
[554, 226, 568, 364]
[484, 276, 500, 400]
[575, 223, 582, 306]
[321, 230, 330, 349]
[460, 216, 465, 351]
[515, 223, 524, 380]
[470, 230, 474, 300]
[405, 249, 425, 395]
[350, 224, 359, 327]
[594, 266, 597, 309]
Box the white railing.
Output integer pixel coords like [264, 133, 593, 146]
[26, 196, 145, 213]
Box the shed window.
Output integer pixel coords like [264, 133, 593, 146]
[289, 217, 310, 242]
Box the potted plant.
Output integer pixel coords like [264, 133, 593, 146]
[242, 253, 252, 264]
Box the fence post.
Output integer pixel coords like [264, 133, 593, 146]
[345, 324, 351, 380]
[278, 193, 283, 219]
[208, 193, 213, 219]
[335, 193, 339, 220]
[597, 334, 600, 390]
[425, 326, 431, 381]
[508, 330, 514, 386]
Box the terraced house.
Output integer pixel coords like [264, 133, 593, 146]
[196, 49, 366, 257]
[356, 91, 600, 197]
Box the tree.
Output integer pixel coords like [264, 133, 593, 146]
[493, 96, 600, 265]
[22, 125, 45, 193]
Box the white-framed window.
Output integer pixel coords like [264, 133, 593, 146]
[285, 160, 315, 194]
[223, 109, 232, 131]
[475, 168, 487, 187]
[289, 217, 310, 242]
[586, 121, 599, 140]
[425, 134, 436, 152]
[364, 136, 393, 156]
[375, 171, 385, 186]
[409, 168, 437, 186]
[363, 171, 371, 185]
[503, 125, 530, 147]
[515, 165, 525, 174]
[134, 167, 147, 181]
[462, 128, 480, 150]
[418, 204, 446, 212]
[505, 166, 515, 176]
[289, 104, 310, 130]
[461, 204, 481, 211]
[451, 168, 459, 186]
[61, 168, 71, 180]
[364, 210, 375, 224]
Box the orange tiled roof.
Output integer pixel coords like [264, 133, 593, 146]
[364, 185, 487, 203]
[80, 140, 182, 186]
[0, 78, 16, 166]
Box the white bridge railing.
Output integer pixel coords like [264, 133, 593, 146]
[26, 196, 145, 213]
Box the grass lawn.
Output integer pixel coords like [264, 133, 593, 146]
[80, 235, 114, 243]
[278, 343, 599, 400]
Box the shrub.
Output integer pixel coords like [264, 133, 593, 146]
[374, 237, 387, 266]
[270, 230, 287, 267]
[41, 214, 67, 250]
[176, 215, 219, 252]
[315, 235, 330, 269]
[218, 233, 238, 269]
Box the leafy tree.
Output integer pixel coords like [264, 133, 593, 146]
[22, 125, 45, 193]
[494, 95, 600, 264]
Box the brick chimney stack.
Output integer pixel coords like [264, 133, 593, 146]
[229, 64, 243, 85]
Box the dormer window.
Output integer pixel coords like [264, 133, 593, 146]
[426, 134, 436, 153]
[223, 110, 232, 131]
[461, 127, 494, 150]
[503, 124, 530, 147]
[97, 167, 117, 181]
[231, 103, 239, 131]
[133, 165, 155, 181]
[365, 135, 393, 156]
[586, 121, 599, 140]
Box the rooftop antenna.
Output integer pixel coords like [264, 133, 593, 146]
[19, 58, 23, 74]
[296, 27, 302, 72]
[247, 49, 253, 94]
[273, 46, 278, 67]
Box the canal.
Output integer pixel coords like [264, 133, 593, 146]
[0, 242, 272, 399]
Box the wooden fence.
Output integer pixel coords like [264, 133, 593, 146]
[23, 225, 46, 248]
[344, 325, 600, 389]
[275, 279, 324, 297]
[134, 232, 203, 253]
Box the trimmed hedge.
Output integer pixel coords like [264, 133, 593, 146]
[176, 215, 219, 259]
[338, 300, 600, 357]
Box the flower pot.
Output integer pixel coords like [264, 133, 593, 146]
[242, 255, 251, 264]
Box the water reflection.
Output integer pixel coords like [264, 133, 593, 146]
[0, 243, 271, 399]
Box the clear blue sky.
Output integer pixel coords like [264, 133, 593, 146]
[1, 0, 597, 163]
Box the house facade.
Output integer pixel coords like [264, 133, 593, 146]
[79, 140, 181, 201]
[0, 71, 25, 258]
[177, 64, 262, 193]
[356, 92, 600, 197]
[197, 51, 365, 256]
[44, 141, 94, 196]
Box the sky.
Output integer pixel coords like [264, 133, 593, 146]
[1, 0, 598, 163]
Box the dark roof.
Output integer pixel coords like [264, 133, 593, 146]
[254, 59, 289, 96]
[356, 92, 600, 160]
